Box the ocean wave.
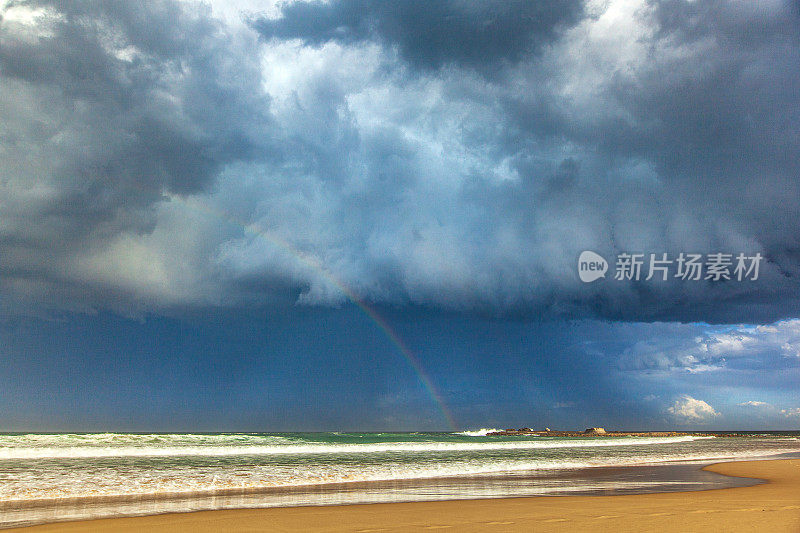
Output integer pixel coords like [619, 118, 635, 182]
[0, 436, 711, 460]
[0, 446, 796, 502]
[454, 428, 502, 436]
[0, 433, 297, 448]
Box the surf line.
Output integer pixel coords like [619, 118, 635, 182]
[171, 196, 458, 431]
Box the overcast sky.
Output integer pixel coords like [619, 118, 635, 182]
[1, 0, 799, 431]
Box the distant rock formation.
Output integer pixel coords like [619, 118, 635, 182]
[485, 428, 718, 437]
[585, 427, 606, 434]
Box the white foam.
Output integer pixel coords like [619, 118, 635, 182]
[454, 428, 503, 436]
[0, 446, 796, 502]
[0, 436, 711, 460]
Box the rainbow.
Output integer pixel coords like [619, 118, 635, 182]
[171, 196, 458, 431]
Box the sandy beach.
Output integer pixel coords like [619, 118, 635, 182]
[10, 459, 800, 532]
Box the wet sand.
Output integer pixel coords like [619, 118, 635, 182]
[9, 459, 800, 532]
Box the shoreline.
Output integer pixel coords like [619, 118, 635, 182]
[8, 458, 800, 532]
[0, 460, 758, 515]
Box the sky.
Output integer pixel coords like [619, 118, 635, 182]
[0, 0, 799, 431]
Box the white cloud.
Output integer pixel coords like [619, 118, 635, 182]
[667, 396, 719, 422]
[702, 321, 800, 359]
[207, 0, 282, 25]
[620, 320, 800, 372]
[781, 408, 800, 419]
[738, 401, 771, 408]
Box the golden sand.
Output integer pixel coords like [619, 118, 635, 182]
[11, 459, 800, 532]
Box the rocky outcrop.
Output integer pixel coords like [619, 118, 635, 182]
[585, 427, 606, 435]
[485, 429, 715, 437]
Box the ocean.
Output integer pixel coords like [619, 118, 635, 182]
[1, 430, 798, 528]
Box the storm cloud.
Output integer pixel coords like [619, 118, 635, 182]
[253, 0, 584, 71]
[1, 0, 799, 321]
[0, 0, 274, 310]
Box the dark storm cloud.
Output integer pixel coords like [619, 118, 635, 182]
[1, 0, 270, 209]
[243, 0, 800, 322]
[493, 0, 800, 321]
[2, 0, 800, 322]
[253, 0, 584, 71]
[0, 0, 273, 310]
